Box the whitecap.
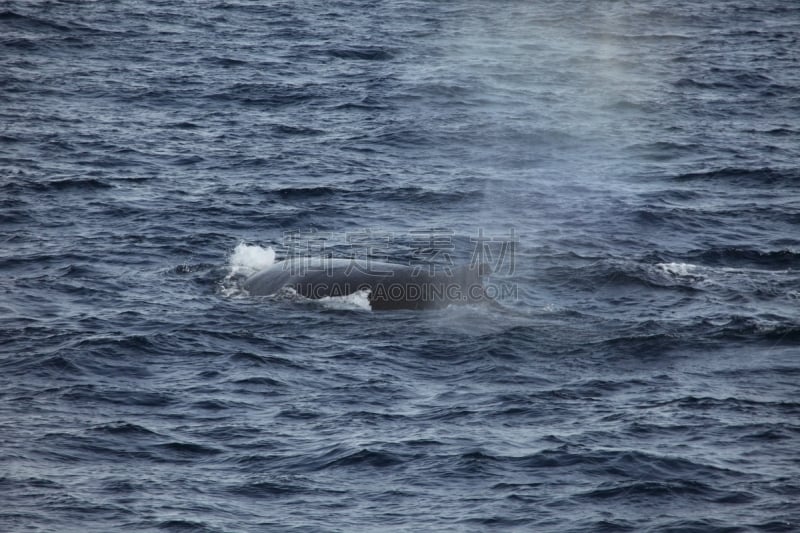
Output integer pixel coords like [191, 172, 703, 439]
[655, 262, 697, 277]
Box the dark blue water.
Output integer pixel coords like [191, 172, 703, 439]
[2, 1, 799, 531]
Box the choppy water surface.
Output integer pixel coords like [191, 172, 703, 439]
[2, 1, 799, 531]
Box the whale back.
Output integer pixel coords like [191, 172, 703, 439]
[243, 258, 491, 310]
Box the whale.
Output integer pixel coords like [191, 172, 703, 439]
[243, 258, 491, 310]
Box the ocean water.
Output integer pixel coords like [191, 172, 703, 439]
[2, 0, 799, 531]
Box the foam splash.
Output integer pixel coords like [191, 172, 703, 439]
[228, 242, 275, 278]
[220, 242, 276, 297]
[317, 289, 373, 311]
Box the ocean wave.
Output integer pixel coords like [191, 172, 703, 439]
[625, 141, 704, 161]
[326, 47, 396, 61]
[645, 395, 800, 414]
[576, 479, 755, 504]
[204, 82, 324, 106]
[673, 167, 799, 186]
[0, 10, 72, 33]
[1, 177, 113, 193]
[543, 259, 706, 292]
[227, 479, 316, 498]
[88, 422, 161, 436]
[683, 247, 800, 270]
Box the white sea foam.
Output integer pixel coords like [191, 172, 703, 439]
[652, 261, 719, 289]
[655, 262, 697, 277]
